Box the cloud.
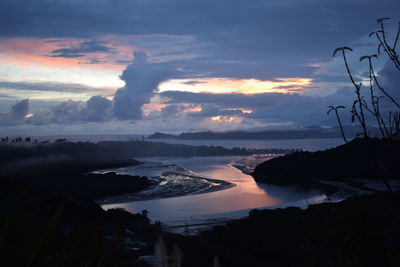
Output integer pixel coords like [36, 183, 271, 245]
[158, 104, 187, 119]
[84, 95, 113, 121]
[378, 60, 400, 101]
[49, 40, 113, 58]
[2, 0, 399, 80]
[27, 100, 85, 125]
[0, 81, 107, 94]
[1, 42, 398, 133]
[0, 52, 187, 124]
[1, 0, 399, 134]
[0, 99, 30, 125]
[160, 89, 356, 126]
[26, 95, 113, 125]
[112, 51, 187, 119]
[182, 80, 207, 85]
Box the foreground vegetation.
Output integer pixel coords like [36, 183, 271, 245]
[0, 177, 157, 266]
[2, 174, 399, 267]
[161, 191, 400, 267]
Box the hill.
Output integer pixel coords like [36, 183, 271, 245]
[252, 138, 399, 184]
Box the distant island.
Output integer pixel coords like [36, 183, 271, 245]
[148, 126, 374, 140]
[149, 130, 341, 140]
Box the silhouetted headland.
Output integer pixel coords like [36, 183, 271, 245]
[149, 130, 341, 140]
[252, 138, 399, 185]
[148, 126, 381, 140]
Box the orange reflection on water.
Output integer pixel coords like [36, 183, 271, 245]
[196, 163, 283, 210]
[103, 158, 285, 220]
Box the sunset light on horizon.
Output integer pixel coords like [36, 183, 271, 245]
[0, 0, 398, 135]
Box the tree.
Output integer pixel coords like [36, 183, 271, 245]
[327, 105, 348, 142]
[331, 18, 400, 192]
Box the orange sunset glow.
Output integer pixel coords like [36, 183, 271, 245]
[0, 38, 132, 70]
[159, 77, 313, 95]
[209, 115, 244, 123]
[222, 108, 253, 114]
[0, 37, 134, 89]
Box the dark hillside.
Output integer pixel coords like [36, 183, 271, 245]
[252, 138, 399, 183]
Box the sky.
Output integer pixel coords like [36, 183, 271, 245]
[0, 0, 399, 135]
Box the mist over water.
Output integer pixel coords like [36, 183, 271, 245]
[27, 135, 145, 143]
[15, 135, 344, 151]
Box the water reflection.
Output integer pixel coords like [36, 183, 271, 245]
[102, 156, 326, 222]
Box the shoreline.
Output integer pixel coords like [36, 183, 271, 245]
[96, 173, 236, 205]
[98, 156, 395, 237]
[98, 157, 392, 210]
[96, 155, 272, 205]
[98, 157, 340, 206]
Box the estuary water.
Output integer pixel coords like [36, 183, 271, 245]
[97, 137, 346, 233]
[101, 156, 329, 233]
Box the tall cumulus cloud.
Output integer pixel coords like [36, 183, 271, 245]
[112, 51, 184, 119]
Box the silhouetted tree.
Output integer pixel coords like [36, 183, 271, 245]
[331, 18, 400, 192]
[327, 105, 348, 142]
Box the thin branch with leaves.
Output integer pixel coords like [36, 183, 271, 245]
[330, 18, 400, 193]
